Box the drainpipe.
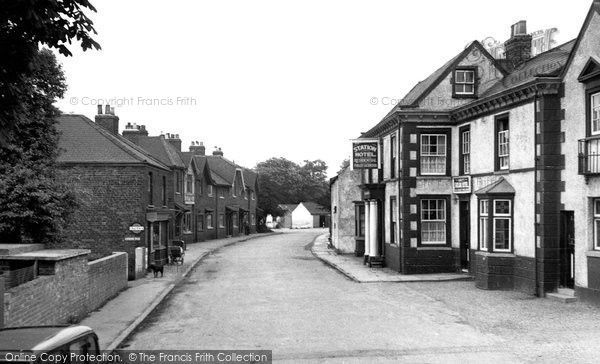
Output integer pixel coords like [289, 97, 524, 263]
[534, 92, 540, 296]
[215, 187, 219, 239]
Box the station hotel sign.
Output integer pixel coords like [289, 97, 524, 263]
[352, 139, 379, 169]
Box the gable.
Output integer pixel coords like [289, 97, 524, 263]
[417, 43, 505, 111]
[578, 57, 600, 82]
[292, 203, 311, 218]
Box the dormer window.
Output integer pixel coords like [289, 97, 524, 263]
[453, 68, 477, 98]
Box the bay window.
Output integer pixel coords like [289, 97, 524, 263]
[478, 197, 513, 253]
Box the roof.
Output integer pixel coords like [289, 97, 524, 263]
[0, 325, 95, 351]
[475, 177, 515, 195]
[55, 114, 168, 170]
[480, 39, 576, 98]
[300, 202, 330, 215]
[398, 41, 505, 108]
[560, 0, 600, 79]
[136, 136, 186, 169]
[278, 204, 298, 212]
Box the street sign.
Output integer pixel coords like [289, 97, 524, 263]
[351, 139, 379, 169]
[129, 222, 145, 234]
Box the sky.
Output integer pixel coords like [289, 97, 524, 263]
[55, 0, 592, 177]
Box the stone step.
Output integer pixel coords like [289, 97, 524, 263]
[557, 287, 575, 296]
[547, 292, 577, 304]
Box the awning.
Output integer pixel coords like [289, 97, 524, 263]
[226, 205, 239, 212]
[204, 207, 215, 212]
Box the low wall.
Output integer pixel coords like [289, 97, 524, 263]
[3, 251, 128, 328]
[3, 254, 89, 327]
[88, 252, 128, 312]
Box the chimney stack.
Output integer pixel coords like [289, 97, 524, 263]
[504, 20, 532, 70]
[95, 104, 119, 135]
[122, 122, 148, 144]
[165, 132, 182, 152]
[189, 141, 206, 156]
[212, 147, 224, 157]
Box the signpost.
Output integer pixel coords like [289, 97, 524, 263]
[129, 222, 144, 234]
[351, 139, 379, 169]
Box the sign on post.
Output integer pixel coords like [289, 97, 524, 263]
[452, 176, 472, 194]
[351, 139, 379, 169]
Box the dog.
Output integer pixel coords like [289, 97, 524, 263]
[148, 263, 164, 278]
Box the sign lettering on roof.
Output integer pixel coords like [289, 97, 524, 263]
[351, 140, 379, 169]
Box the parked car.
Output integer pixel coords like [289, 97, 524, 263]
[0, 325, 100, 363]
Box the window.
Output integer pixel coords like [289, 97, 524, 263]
[479, 200, 488, 250]
[162, 176, 167, 205]
[454, 69, 475, 95]
[493, 200, 511, 252]
[233, 213, 238, 228]
[390, 133, 397, 179]
[219, 214, 224, 228]
[176, 172, 182, 194]
[355, 204, 365, 237]
[496, 117, 509, 170]
[479, 198, 512, 252]
[208, 184, 213, 197]
[185, 174, 193, 194]
[421, 199, 446, 245]
[183, 212, 192, 233]
[251, 213, 256, 226]
[197, 214, 204, 231]
[460, 128, 470, 175]
[420, 134, 447, 175]
[251, 191, 255, 200]
[197, 180, 203, 195]
[592, 92, 600, 135]
[219, 188, 225, 199]
[207, 214, 213, 229]
[390, 197, 397, 244]
[148, 172, 154, 205]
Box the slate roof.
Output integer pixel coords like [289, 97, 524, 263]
[480, 39, 576, 98]
[475, 177, 516, 195]
[136, 136, 185, 169]
[301, 202, 330, 215]
[55, 114, 168, 170]
[278, 204, 298, 212]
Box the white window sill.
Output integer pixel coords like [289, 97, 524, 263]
[586, 250, 600, 258]
[475, 251, 515, 258]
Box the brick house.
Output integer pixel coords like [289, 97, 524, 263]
[55, 107, 172, 278]
[335, 0, 600, 302]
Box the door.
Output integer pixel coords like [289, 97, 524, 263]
[459, 200, 470, 271]
[560, 211, 575, 288]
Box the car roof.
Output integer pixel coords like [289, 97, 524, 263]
[0, 326, 95, 351]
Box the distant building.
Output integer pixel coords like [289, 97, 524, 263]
[278, 202, 330, 228]
[330, 168, 362, 254]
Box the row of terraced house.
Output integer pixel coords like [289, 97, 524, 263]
[53, 106, 259, 279]
[331, 1, 600, 304]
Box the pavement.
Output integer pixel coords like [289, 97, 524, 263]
[311, 234, 472, 283]
[79, 232, 278, 352]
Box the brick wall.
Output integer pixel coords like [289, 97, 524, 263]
[3, 255, 89, 327]
[55, 164, 168, 277]
[88, 252, 128, 311]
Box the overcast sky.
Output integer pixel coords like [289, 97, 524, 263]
[55, 0, 591, 176]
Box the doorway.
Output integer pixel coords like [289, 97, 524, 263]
[459, 200, 470, 272]
[560, 211, 575, 288]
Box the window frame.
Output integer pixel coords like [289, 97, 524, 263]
[390, 196, 397, 245]
[478, 196, 514, 253]
[390, 133, 397, 179]
[418, 129, 451, 176]
[206, 213, 214, 229]
[479, 199, 489, 251]
[218, 214, 225, 228]
[176, 172, 182, 194]
[452, 67, 478, 98]
[418, 196, 450, 246]
[148, 172, 154, 206]
[197, 213, 204, 232]
[459, 125, 471, 175]
[594, 199, 600, 250]
[495, 114, 510, 171]
[207, 184, 213, 197]
[161, 176, 167, 206]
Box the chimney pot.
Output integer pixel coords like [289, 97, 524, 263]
[97, 105, 103, 115]
[105, 105, 111, 114]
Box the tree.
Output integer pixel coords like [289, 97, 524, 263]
[254, 157, 330, 216]
[0, 1, 100, 243]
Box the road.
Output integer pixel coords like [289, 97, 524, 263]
[121, 229, 600, 363]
